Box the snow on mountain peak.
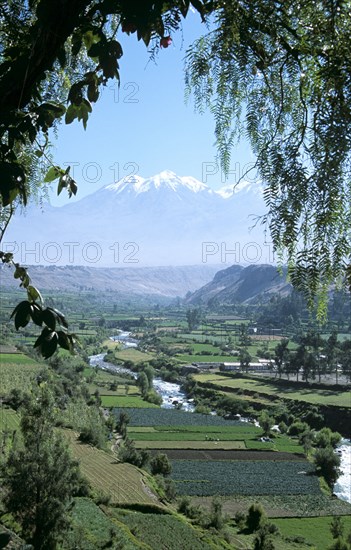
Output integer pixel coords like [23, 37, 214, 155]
[105, 170, 210, 196]
[216, 180, 263, 198]
[105, 174, 145, 194]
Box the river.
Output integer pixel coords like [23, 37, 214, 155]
[334, 440, 351, 504]
[89, 340, 351, 504]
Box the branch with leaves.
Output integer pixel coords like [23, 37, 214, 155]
[1, 252, 76, 358]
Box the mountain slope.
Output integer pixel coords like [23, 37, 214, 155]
[4, 170, 268, 267]
[186, 264, 291, 305]
[0, 264, 221, 297]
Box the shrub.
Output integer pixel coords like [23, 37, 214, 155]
[278, 421, 288, 433]
[234, 510, 246, 531]
[150, 453, 172, 476]
[144, 390, 163, 406]
[288, 421, 309, 436]
[209, 497, 225, 530]
[314, 428, 342, 449]
[246, 503, 266, 533]
[118, 438, 150, 468]
[253, 524, 275, 550]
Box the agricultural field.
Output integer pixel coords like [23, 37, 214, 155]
[66, 497, 142, 550]
[109, 509, 220, 550]
[170, 459, 320, 497]
[66, 431, 160, 506]
[101, 395, 159, 408]
[0, 351, 43, 396]
[114, 348, 155, 363]
[274, 516, 350, 549]
[0, 407, 20, 432]
[136, 440, 246, 450]
[192, 493, 351, 519]
[113, 407, 250, 427]
[130, 427, 303, 453]
[194, 373, 351, 408]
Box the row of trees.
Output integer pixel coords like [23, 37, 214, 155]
[274, 332, 351, 383]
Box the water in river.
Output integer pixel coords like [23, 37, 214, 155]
[334, 439, 351, 504]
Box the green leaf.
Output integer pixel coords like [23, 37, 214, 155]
[34, 328, 58, 359]
[30, 303, 43, 326]
[11, 301, 31, 330]
[65, 104, 78, 125]
[42, 308, 56, 330]
[87, 83, 99, 103]
[47, 307, 68, 329]
[27, 285, 43, 304]
[44, 166, 64, 183]
[57, 331, 72, 352]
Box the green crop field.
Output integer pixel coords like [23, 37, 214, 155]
[114, 349, 155, 362]
[66, 431, 160, 505]
[176, 353, 235, 362]
[101, 396, 159, 408]
[111, 509, 216, 550]
[0, 353, 39, 365]
[135, 440, 246, 450]
[129, 429, 257, 441]
[0, 353, 42, 396]
[194, 374, 351, 408]
[0, 408, 20, 432]
[274, 516, 348, 549]
[89, 384, 140, 396]
[113, 407, 248, 427]
[130, 428, 303, 453]
[68, 498, 142, 550]
[171, 459, 321, 497]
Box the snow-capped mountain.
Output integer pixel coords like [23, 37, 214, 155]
[4, 170, 271, 267]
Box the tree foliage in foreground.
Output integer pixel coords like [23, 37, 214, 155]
[0, 0, 350, 352]
[185, 0, 351, 316]
[1, 384, 84, 549]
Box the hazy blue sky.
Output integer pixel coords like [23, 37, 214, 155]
[50, 12, 255, 205]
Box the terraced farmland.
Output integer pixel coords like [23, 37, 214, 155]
[113, 407, 246, 427]
[128, 418, 303, 453]
[0, 352, 42, 395]
[111, 509, 216, 550]
[101, 395, 159, 408]
[194, 373, 351, 408]
[136, 440, 246, 450]
[66, 431, 160, 506]
[171, 459, 320, 497]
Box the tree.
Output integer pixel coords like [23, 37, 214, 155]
[314, 446, 341, 487]
[186, 308, 201, 332]
[258, 411, 274, 437]
[136, 371, 149, 397]
[185, 1, 351, 315]
[239, 347, 252, 373]
[144, 365, 155, 387]
[1, 385, 84, 549]
[150, 452, 172, 476]
[274, 339, 289, 379]
[116, 410, 130, 439]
